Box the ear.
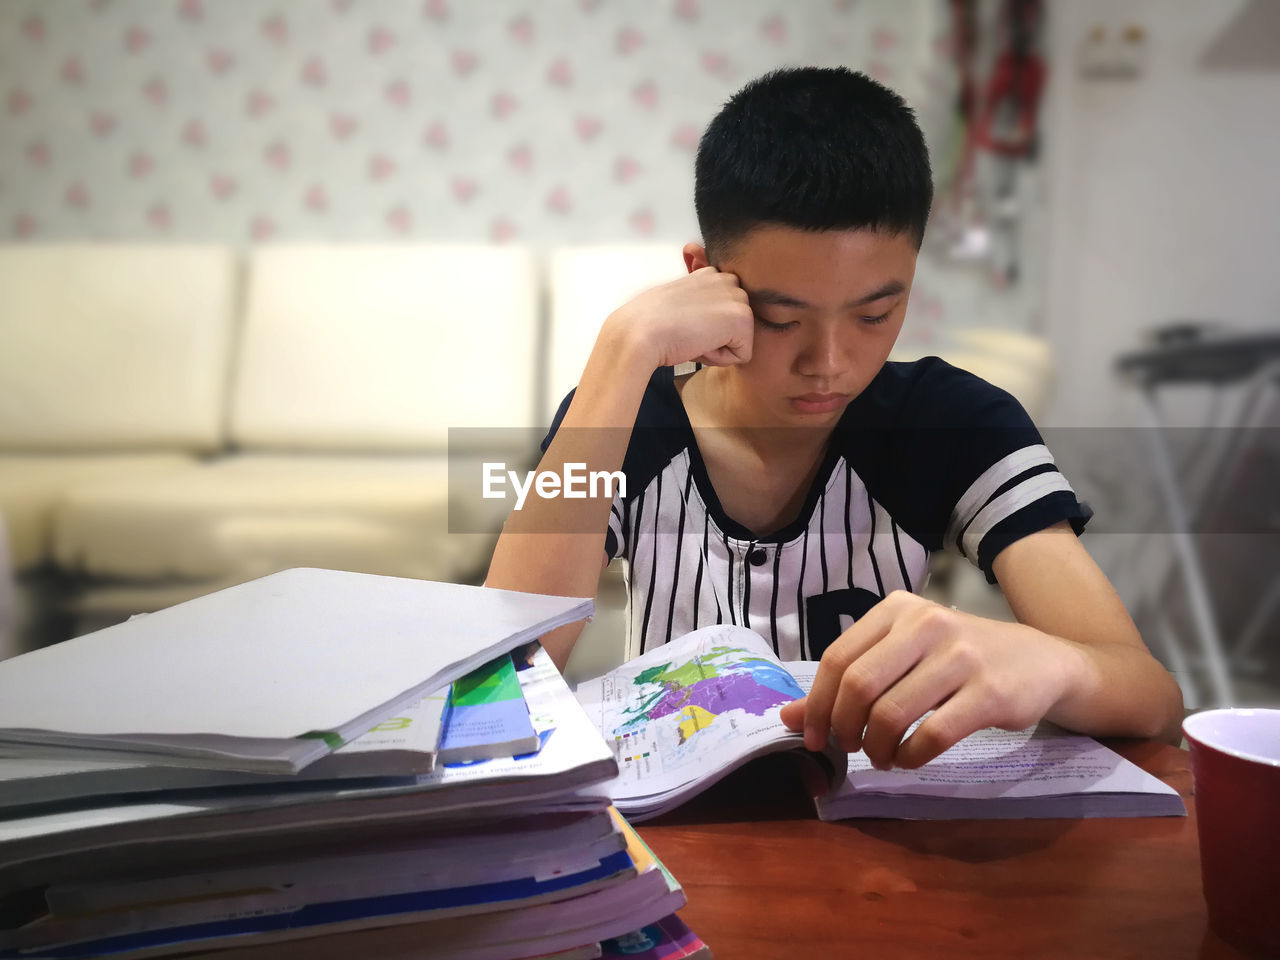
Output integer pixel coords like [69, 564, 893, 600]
[682, 242, 710, 274]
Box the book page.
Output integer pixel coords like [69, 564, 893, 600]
[785, 660, 1179, 800]
[576, 625, 806, 799]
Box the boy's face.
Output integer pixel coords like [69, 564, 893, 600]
[688, 225, 918, 427]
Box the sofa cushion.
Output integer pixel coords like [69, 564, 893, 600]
[51, 455, 500, 585]
[547, 245, 687, 419]
[230, 245, 538, 452]
[0, 454, 197, 571]
[0, 245, 237, 452]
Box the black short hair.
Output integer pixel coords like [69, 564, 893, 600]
[695, 66, 933, 258]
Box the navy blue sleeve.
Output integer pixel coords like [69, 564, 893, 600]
[846, 358, 1091, 584]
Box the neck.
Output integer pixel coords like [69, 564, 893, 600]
[685, 368, 834, 462]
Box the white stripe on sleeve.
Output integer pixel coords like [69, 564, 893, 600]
[960, 471, 1077, 560]
[946, 444, 1057, 549]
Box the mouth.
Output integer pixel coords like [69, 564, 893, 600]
[789, 393, 849, 414]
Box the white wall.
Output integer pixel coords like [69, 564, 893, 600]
[1042, 0, 1280, 428]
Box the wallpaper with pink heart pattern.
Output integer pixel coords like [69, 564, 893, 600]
[0, 0, 947, 247]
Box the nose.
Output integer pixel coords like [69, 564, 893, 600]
[796, 321, 844, 379]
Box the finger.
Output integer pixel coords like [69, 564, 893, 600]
[779, 696, 805, 731]
[891, 687, 990, 769]
[799, 607, 900, 751]
[696, 342, 751, 366]
[828, 622, 931, 755]
[857, 640, 967, 769]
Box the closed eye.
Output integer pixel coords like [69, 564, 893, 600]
[755, 315, 797, 332]
[861, 312, 891, 325]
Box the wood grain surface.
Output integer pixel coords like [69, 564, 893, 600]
[639, 741, 1256, 959]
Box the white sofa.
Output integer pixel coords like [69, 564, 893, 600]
[0, 241, 1054, 676]
[0, 243, 540, 655]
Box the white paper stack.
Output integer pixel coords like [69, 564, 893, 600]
[0, 568, 594, 773]
[0, 577, 689, 960]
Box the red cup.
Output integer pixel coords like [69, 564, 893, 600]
[1183, 708, 1280, 956]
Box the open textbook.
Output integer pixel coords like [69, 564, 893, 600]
[575, 624, 1186, 822]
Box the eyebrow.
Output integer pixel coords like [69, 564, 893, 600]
[745, 279, 906, 310]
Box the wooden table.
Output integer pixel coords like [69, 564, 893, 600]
[640, 741, 1253, 959]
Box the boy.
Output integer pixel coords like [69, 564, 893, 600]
[486, 67, 1182, 770]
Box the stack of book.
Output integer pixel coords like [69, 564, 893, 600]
[0, 568, 696, 960]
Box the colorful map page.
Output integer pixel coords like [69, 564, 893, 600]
[616, 644, 802, 746]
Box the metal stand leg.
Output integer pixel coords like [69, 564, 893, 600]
[1140, 387, 1236, 705]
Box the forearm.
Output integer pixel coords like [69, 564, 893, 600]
[1045, 636, 1184, 745]
[485, 320, 654, 668]
[994, 528, 1185, 745]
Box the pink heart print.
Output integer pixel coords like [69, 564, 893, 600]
[129, 153, 153, 178]
[304, 184, 329, 212]
[508, 15, 534, 44]
[61, 58, 85, 84]
[547, 186, 571, 214]
[631, 208, 655, 236]
[207, 49, 233, 74]
[632, 81, 658, 110]
[302, 57, 328, 87]
[330, 113, 357, 139]
[65, 183, 90, 209]
[761, 16, 786, 46]
[451, 50, 478, 76]
[674, 0, 699, 20]
[386, 205, 412, 233]
[492, 91, 518, 118]
[251, 217, 276, 241]
[179, 0, 204, 21]
[262, 15, 288, 44]
[423, 0, 449, 22]
[385, 79, 411, 107]
[574, 114, 602, 140]
[89, 111, 116, 137]
[701, 51, 729, 76]
[616, 27, 644, 55]
[369, 155, 396, 181]
[491, 219, 518, 243]
[547, 58, 573, 87]
[22, 16, 45, 41]
[368, 27, 396, 55]
[265, 141, 291, 171]
[614, 156, 641, 183]
[451, 178, 478, 203]
[182, 120, 207, 147]
[7, 89, 32, 116]
[670, 124, 699, 151]
[26, 141, 51, 168]
[507, 143, 533, 172]
[147, 203, 171, 231]
[125, 26, 150, 54]
[143, 77, 167, 105]
[247, 90, 274, 118]
[210, 175, 237, 200]
[14, 214, 38, 239]
[873, 27, 899, 52]
[423, 122, 449, 149]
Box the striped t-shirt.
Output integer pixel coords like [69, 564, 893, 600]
[543, 357, 1090, 662]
